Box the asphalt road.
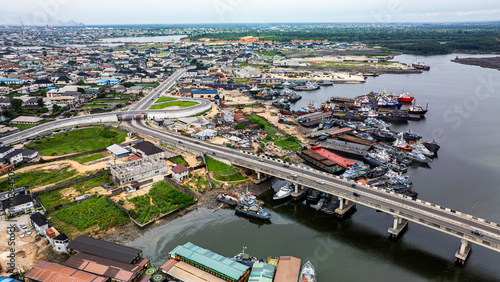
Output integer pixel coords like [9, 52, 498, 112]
[128, 119, 500, 252]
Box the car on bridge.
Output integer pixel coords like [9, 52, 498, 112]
[283, 164, 290, 167]
[353, 192, 360, 197]
[258, 159, 264, 162]
[316, 180, 324, 185]
[290, 173, 298, 178]
[471, 230, 484, 236]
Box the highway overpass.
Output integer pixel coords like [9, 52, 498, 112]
[126, 119, 500, 264]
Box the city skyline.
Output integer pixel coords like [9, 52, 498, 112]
[1, 0, 499, 26]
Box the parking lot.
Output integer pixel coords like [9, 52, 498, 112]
[0, 214, 49, 274]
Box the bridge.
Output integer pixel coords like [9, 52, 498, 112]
[126, 119, 500, 265]
[3, 69, 500, 264]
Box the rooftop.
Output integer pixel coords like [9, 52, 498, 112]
[68, 235, 142, 264]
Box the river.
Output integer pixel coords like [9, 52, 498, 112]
[128, 54, 500, 281]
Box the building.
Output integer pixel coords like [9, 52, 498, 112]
[23, 261, 108, 282]
[30, 212, 49, 235]
[161, 259, 226, 282]
[192, 90, 218, 99]
[0, 125, 20, 137]
[10, 116, 43, 124]
[248, 262, 275, 282]
[0, 194, 35, 216]
[110, 156, 168, 186]
[171, 164, 189, 183]
[221, 109, 234, 123]
[44, 227, 69, 253]
[106, 144, 130, 158]
[195, 129, 217, 141]
[168, 242, 250, 282]
[68, 235, 144, 264]
[2, 148, 23, 164]
[0, 162, 15, 175]
[131, 141, 165, 158]
[64, 252, 150, 282]
[0, 78, 23, 85]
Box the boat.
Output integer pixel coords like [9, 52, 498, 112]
[398, 92, 414, 103]
[366, 165, 389, 178]
[363, 155, 384, 167]
[402, 130, 422, 142]
[294, 82, 320, 91]
[320, 80, 334, 86]
[306, 189, 321, 204]
[380, 112, 409, 122]
[299, 261, 317, 282]
[216, 193, 240, 206]
[388, 161, 408, 173]
[313, 198, 326, 210]
[373, 129, 397, 142]
[231, 247, 261, 267]
[267, 256, 279, 267]
[235, 204, 272, 221]
[273, 183, 294, 201]
[393, 134, 412, 151]
[408, 104, 428, 117]
[249, 86, 261, 94]
[406, 151, 432, 164]
[410, 142, 433, 157]
[423, 140, 440, 152]
[340, 164, 370, 180]
[412, 62, 430, 70]
[320, 195, 340, 215]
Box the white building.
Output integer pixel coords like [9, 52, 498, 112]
[110, 156, 168, 186]
[171, 164, 189, 183]
[30, 212, 49, 235]
[1, 194, 35, 216]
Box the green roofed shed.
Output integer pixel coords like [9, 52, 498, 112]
[248, 262, 275, 282]
[168, 242, 250, 282]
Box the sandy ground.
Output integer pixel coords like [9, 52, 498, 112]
[0, 214, 54, 275]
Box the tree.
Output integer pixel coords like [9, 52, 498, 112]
[10, 98, 22, 109]
[52, 104, 62, 112]
[234, 123, 245, 130]
[77, 80, 85, 86]
[77, 87, 85, 94]
[37, 98, 44, 107]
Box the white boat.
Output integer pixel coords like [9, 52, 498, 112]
[299, 260, 317, 282]
[272, 183, 294, 201]
[410, 141, 433, 157]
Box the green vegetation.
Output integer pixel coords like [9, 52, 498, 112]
[205, 156, 246, 182]
[170, 156, 189, 167]
[8, 120, 51, 131]
[158, 51, 169, 57]
[256, 51, 284, 57]
[81, 104, 108, 109]
[70, 153, 106, 164]
[150, 101, 198, 110]
[0, 167, 79, 191]
[189, 23, 500, 54]
[282, 156, 291, 163]
[37, 172, 113, 210]
[245, 115, 277, 132]
[128, 181, 195, 224]
[184, 173, 209, 192]
[155, 97, 177, 103]
[26, 126, 127, 155]
[234, 123, 246, 130]
[262, 133, 302, 151]
[52, 197, 129, 238]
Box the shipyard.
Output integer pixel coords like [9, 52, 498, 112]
[0, 3, 500, 281]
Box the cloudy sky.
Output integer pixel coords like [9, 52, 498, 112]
[1, 0, 500, 26]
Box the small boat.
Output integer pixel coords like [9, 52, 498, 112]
[273, 183, 294, 201]
[412, 61, 430, 70]
[299, 261, 317, 282]
[406, 151, 432, 164]
[235, 204, 272, 221]
[231, 247, 261, 267]
[320, 80, 334, 86]
[423, 140, 440, 152]
[403, 130, 422, 142]
[216, 193, 240, 206]
[393, 134, 412, 151]
[306, 189, 321, 204]
[267, 256, 279, 267]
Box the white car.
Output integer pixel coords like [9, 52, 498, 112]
[19, 232, 24, 238]
[20, 224, 28, 229]
[25, 230, 32, 235]
[316, 180, 325, 185]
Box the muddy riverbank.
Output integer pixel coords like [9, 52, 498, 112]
[451, 56, 500, 71]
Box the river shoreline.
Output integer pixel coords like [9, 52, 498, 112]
[451, 56, 500, 71]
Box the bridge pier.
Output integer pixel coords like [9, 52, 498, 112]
[291, 183, 306, 200]
[334, 197, 356, 218]
[257, 172, 261, 180]
[388, 216, 408, 238]
[455, 239, 472, 265]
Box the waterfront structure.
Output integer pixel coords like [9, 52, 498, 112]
[160, 259, 226, 282]
[109, 156, 168, 186]
[23, 261, 107, 282]
[168, 242, 250, 282]
[248, 262, 275, 282]
[68, 235, 143, 264]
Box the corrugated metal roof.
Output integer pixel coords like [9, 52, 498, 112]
[248, 262, 275, 282]
[68, 235, 142, 264]
[23, 261, 107, 282]
[169, 242, 249, 281]
[273, 256, 301, 282]
[166, 261, 226, 282]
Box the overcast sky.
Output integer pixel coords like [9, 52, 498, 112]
[1, 0, 500, 26]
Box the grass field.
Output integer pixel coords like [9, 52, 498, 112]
[37, 172, 113, 210]
[26, 126, 127, 155]
[128, 181, 195, 224]
[81, 104, 108, 109]
[245, 115, 277, 132]
[150, 101, 198, 110]
[51, 196, 129, 239]
[89, 99, 129, 104]
[70, 153, 106, 164]
[155, 97, 177, 103]
[205, 156, 246, 181]
[274, 136, 302, 151]
[9, 120, 51, 131]
[0, 167, 79, 191]
[170, 156, 189, 167]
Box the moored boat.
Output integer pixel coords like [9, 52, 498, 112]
[235, 204, 272, 221]
[299, 260, 317, 282]
[216, 193, 240, 206]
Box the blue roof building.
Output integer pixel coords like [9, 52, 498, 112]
[0, 78, 23, 85]
[169, 242, 250, 282]
[109, 78, 120, 86]
[97, 78, 109, 86]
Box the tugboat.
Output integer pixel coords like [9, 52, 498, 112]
[235, 204, 272, 221]
[410, 141, 433, 157]
[216, 193, 240, 207]
[398, 92, 414, 103]
[408, 104, 428, 117]
[230, 247, 261, 267]
[373, 129, 397, 142]
[299, 261, 317, 282]
[393, 134, 412, 151]
[406, 151, 432, 164]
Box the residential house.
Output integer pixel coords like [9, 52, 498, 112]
[30, 212, 49, 235]
[171, 164, 189, 183]
[0, 194, 35, 216]
[195, 129, 217, 141]
[107, 144, 130, 158]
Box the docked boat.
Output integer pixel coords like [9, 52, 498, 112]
[380, 112, 409, 122]
[410, 142, 433, 157]
[364, 155, 384, 167]
[398, 92, 414, 103]
[406, 151, 432, 164]
[273, 183, 294, 201]
[408, 104, 428, 117]
[423, 140, 440, 152]
[306, 189, 321, 204]
[294, 82, 320, 91]
[299, 261, 317, 282]
[340, 164, 370, 180]
[393, 134, 412, 151]
[230, 247, 261, 267]
[216, 193, 240, 207]
[320, 80, 334, 86]
[235, 204, 271, 221]
[402, 130, 422, 142]
[320, 195, 340, 215]
[412, 61, 430, 70]
[366, 165, 389, 179]
[373, 129, 397, 142]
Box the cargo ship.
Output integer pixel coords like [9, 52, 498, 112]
[412, 61, 430, 70]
